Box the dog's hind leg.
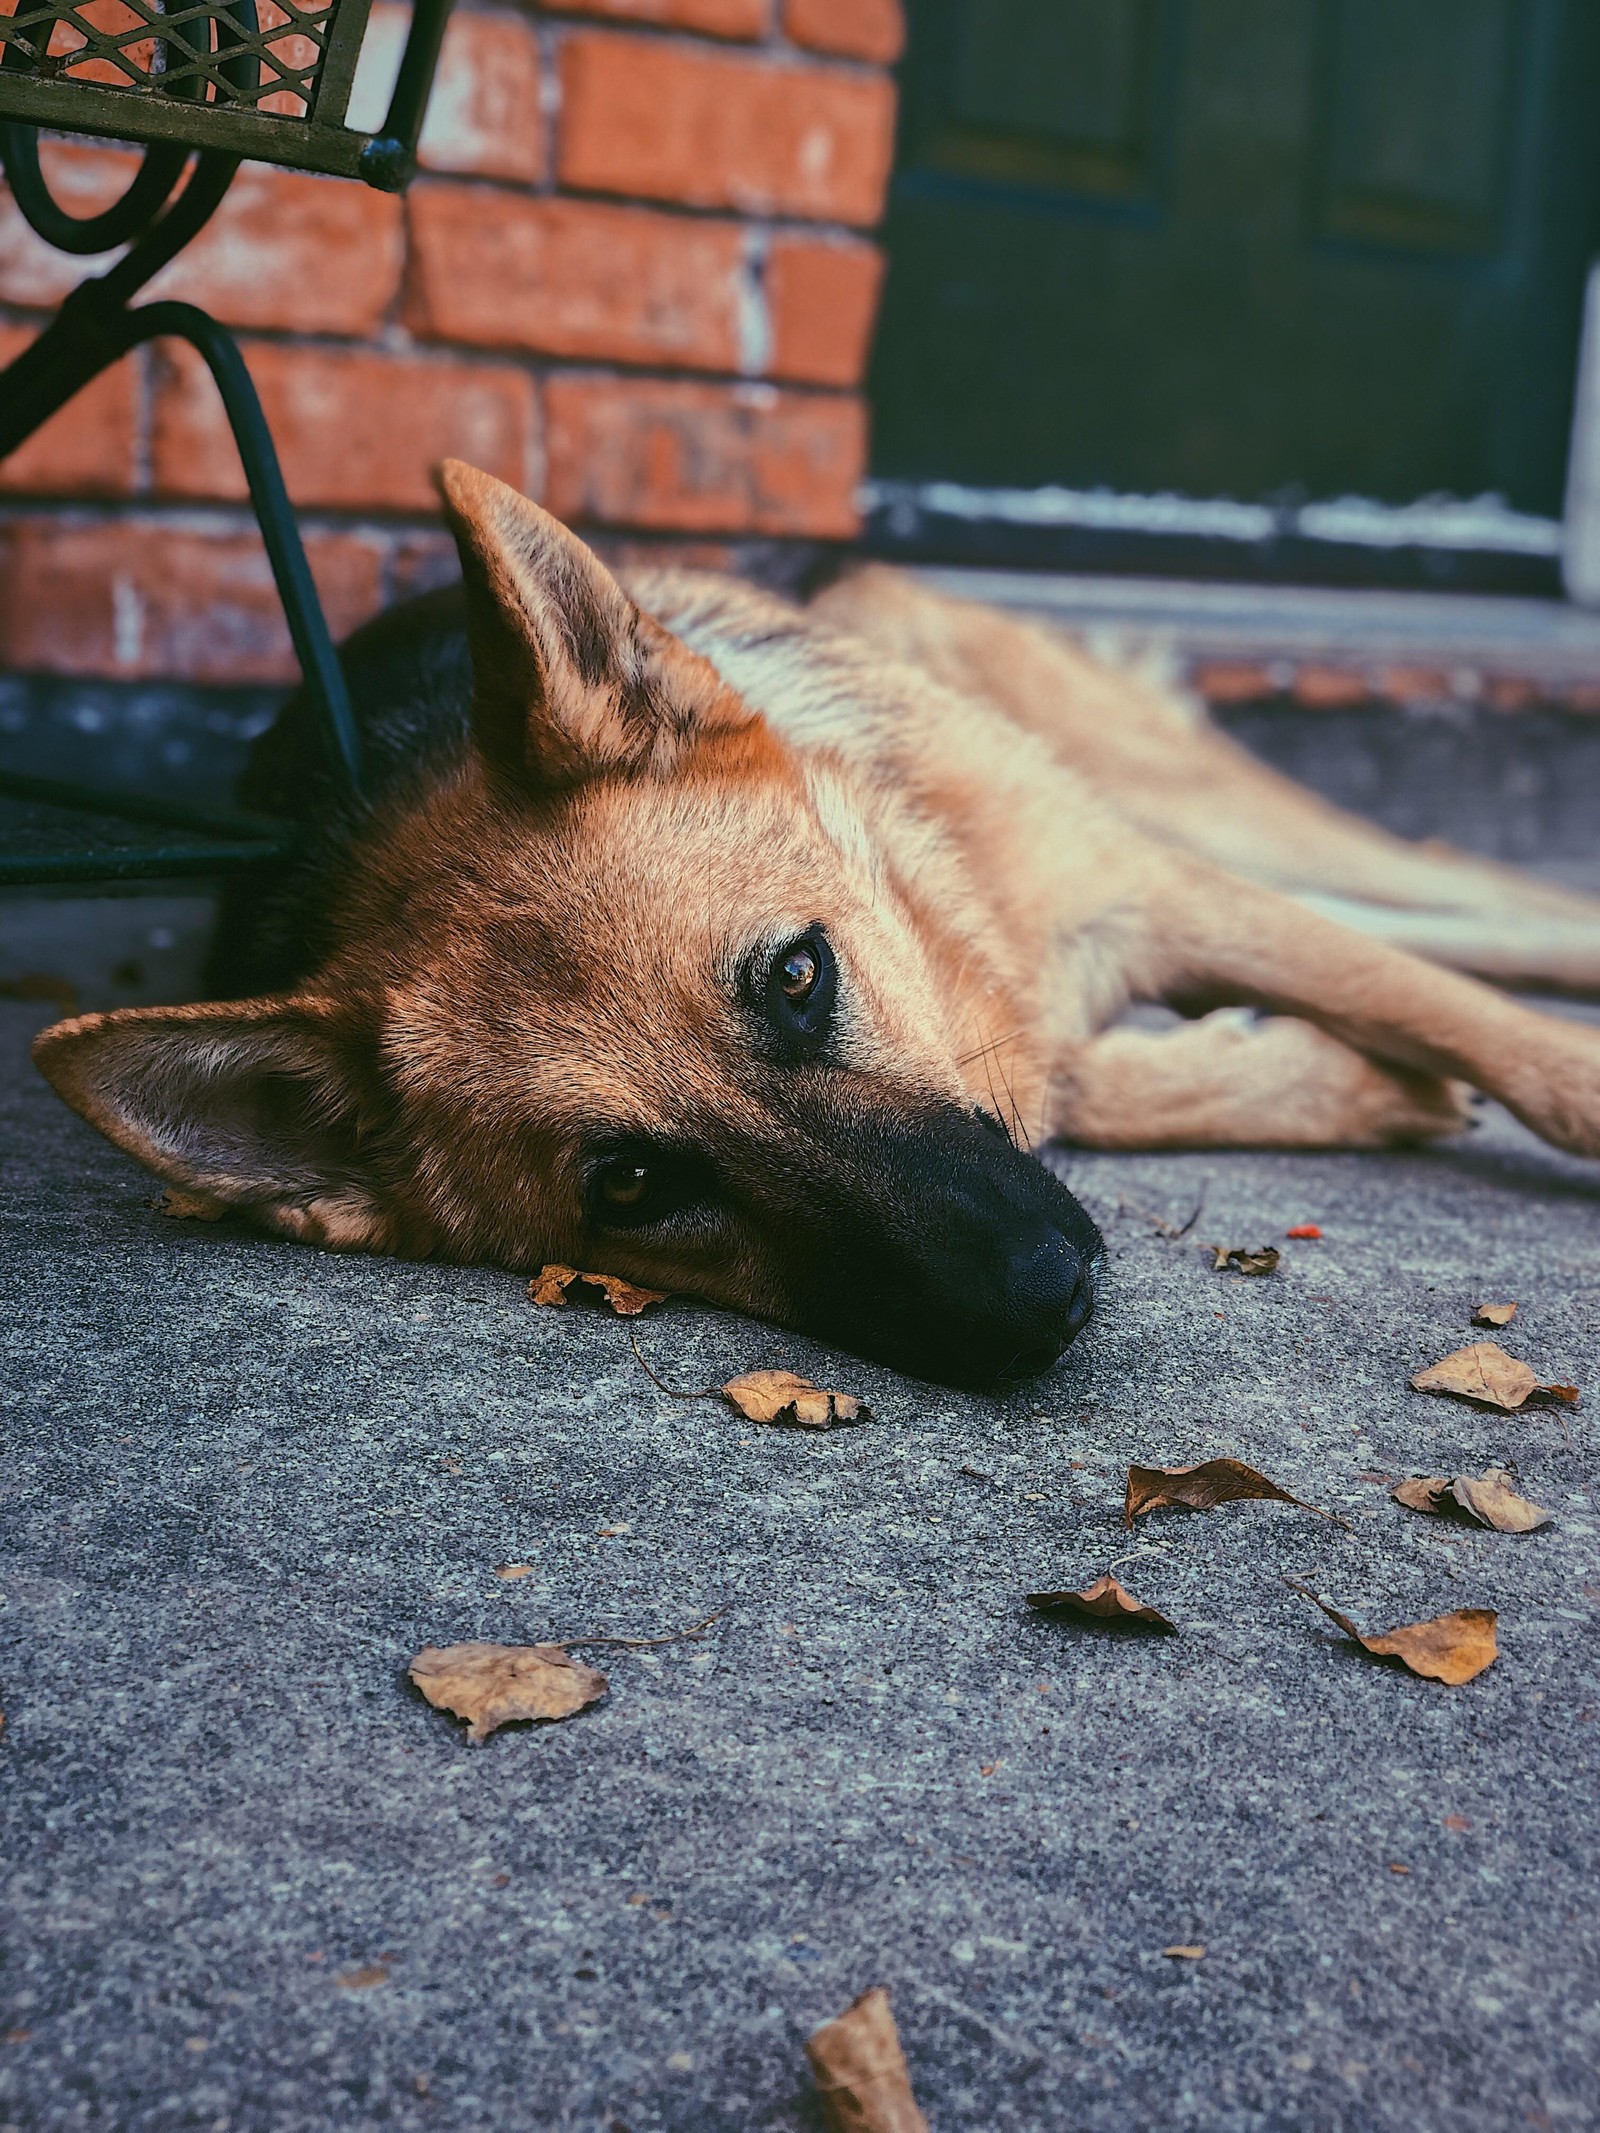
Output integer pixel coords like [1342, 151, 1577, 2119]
[819, 566, 1600, 992]
[1098, 858, 1600, 1160]
[1051, 1011, 1471, 1151]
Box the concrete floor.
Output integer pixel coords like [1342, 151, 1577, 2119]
[3, 980, 1598, 2133]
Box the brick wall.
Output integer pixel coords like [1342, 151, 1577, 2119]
[0, 0, 900, 688]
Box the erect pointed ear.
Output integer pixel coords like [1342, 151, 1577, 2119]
[33, 998, 404, 1252]
[435, 460, 753, 787]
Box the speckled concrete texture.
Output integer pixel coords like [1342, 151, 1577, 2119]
[3, 993, 1598, 2133]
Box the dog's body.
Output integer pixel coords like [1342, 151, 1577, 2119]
[33, 467, 1600, 1382]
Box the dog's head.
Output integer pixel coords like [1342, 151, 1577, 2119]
[34, 467, 1100, 1385]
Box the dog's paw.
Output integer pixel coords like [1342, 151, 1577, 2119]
[1337, 1062, 1473, 1149]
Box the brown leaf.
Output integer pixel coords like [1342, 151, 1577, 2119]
[527, 1264, 667, 1316]
[1025, 1573, 1177, 1634]
[721, 1370, 868, 1429]
[408, 1642, 608, 1742]
[806, 1985, 929, 2133]
[1286, 1583, 1497, 1684]
[1206, 1243, 1280, 1276]
[1392, 1468, 1550, 1534]
[335, 1964, 389, 1991]
[1162, 1944, 1206, 1960]
[151, 1188, 226, 1222]
[1123, 1457, 1328, 1530]
[1472, 1301, 1518, 1328]
[1410, 1340, 1577, 1412]
[494, 1563, 534, 1580]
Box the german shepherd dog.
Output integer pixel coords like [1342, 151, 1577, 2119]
[32, 465, 1600, 1385]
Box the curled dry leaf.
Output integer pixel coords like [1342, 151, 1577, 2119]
[1392, 1468, 1551, 1533]
[1123, 1457, 1331, 1530]
[1285, 1582, 1497, 1684]
[721, 1370, 868, 1430]
[527, 1264, 667, 1316]
[151, 1188, 226, 1222]
[1206, 1243, 1280, 1276]
[1162, 1944, 1206, 1960]
[1472, 1302, 1518, 1329]
[805, 1985, 928, 2133]
[1025, 1573, 1176, 1634]
[408, 1642, 607, 1742]
[335, 1964, 389, 1991]
[1410, 1340, 1577, 1412]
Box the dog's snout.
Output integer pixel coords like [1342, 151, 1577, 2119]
[1007, 1224, 1085, 1322]
[988, 1223, 1096, 1377]
[782, 1098, 1103, 1385]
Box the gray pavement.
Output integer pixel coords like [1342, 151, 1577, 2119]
[3, 988, 1598, 2133]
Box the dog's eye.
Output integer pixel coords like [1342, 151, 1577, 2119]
[598, 1161, 650, 1210]
[779, 946, 819, 1003]
[587, 1142, 714, 1231]
[761, 928, 836, 1057]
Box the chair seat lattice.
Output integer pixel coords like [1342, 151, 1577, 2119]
[0, 0, 336, 121]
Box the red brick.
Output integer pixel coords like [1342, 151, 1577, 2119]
[540, 0, 768, 36]
[150, 341, 538, 513]
[0, 143, 139, 310]
[0, 517, 384, 684]
[1376, 664, 1453, 704]
[558, 32, 896, 225]
[1192, 661, 1279, 703]
[1292, 664, 1372, 708]
[784, 0, 903, 63]
[1483, 673, 1538, 712]
[407, 186, 746, 370]
[766, 234, 883, 386]
[349, 3, 545, 184]
[154, 167, 405, 336]
[544, 374, 864, 535]
[0, 146, 404, 333]
[0, 327, 139, 498]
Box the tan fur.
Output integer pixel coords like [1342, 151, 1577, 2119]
[30, 468, 1600, 1371]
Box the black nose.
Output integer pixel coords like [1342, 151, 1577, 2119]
[988, 1223, 1095, 1377]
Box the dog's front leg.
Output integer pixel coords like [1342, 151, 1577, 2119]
[1120, 858, 1600, 1160]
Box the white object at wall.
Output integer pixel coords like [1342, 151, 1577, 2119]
[1562, 259, 1600, 606]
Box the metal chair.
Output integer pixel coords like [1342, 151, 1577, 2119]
[0, 0, 453, 884]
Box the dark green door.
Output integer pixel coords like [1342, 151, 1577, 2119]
[870, 0, 1600, 516]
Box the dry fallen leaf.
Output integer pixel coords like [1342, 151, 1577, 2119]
[1123, 1457, 1334, 1530]
[1026, 1573, 1177, 1634]
[1285, 1583, 1497, 1685]
[721, 1370, 868, 1429]
[494, 1563, 534, 1580]
[335, 1964, 389, 1991]
[1162, 1944, 1206, 1960]
[1206, 1243, 1280, 1276]
[527, 1264, 667, 1316]
[151, 1188, 226, 1222]
[806, 1985, 928, 2133]
[408, 1642, 607, 1742]
[1392, 1468, 1551, 1533]
[1472, 1302, 1518, 1329]
[1410, 1341, 1577, 1412]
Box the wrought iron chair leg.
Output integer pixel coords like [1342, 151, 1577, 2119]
[0, 149, 363, 800]
[125, 303, 364, 795]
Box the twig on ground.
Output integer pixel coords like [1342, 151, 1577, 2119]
[559, 1611, 724, 1652]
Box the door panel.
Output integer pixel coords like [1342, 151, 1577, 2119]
[870, 0, 1600, 514]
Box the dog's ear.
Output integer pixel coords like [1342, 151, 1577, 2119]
[33, 998, 402, 1251]
[435, 460, 752, 787]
